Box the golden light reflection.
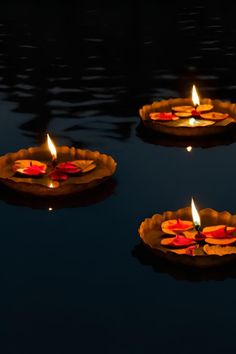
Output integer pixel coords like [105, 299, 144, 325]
[191, 197, 201, 228]
[186, 146, 192, 152]
[48, 207, 53, 211]
[192, 85, 200, 107]
[47, 133, 57, 161]
[189, 117, 196, 126]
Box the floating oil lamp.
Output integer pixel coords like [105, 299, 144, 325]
[138, 200, 236, 268]
[139, 82, 236, 137]
[0, 137, 117, 196]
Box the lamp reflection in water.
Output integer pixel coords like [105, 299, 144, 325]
[186, 146, 192, 152]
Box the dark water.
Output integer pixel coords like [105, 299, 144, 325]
[1, 1, 236, 353]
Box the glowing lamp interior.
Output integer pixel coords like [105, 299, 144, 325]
[47, 134, 57, 161]
[192, 85, 200, 107]
[191, 197, 201, 228]
[189, 117, 196, 126]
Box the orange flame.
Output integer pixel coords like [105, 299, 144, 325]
[192, 85, 200, 107]
[47, 134, 57, 161]
[191, 197, 201, 228]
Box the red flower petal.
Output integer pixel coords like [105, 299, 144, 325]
[23, 164, 46, 176]
[56, 162, 81, 174]
[161, 235, 195, 247]
[170, 235, 196, 246]
[203, 226, 236, 239]
[167, 219, 192, 231]
[150, 112, 178, 121]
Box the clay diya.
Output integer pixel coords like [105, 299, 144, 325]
[139, 85, 236, 137]
[0, 134, 117, 196]
[138, 199, 236, 268]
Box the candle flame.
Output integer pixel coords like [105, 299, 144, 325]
[47, 134, 57, 161]
[189, 117, 196, 126]
[191, 197, 201, 228]
[186, 146, 192, 152]
[192, 85, 200, 107]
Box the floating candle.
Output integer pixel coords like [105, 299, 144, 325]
[139, 202, 236, 267]
[0, 144, 117, 197]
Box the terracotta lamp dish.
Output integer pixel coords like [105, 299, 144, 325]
[0, 145, 117, 196]
[139, 98, 236, 137]
[138, 207, 236, 268]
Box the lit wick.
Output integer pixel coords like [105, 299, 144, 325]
[47, 133, 57, 167]
[192, 85, 200, 109]
[191, 197, 205, 241]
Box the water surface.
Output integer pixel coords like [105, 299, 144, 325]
[1, 2, 236, 353]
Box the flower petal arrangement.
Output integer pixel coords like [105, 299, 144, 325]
[138, 207, 236, 268]
[139, 97, 236, 137]
[0, 145, 117, 196]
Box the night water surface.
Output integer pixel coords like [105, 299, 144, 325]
[1, 1, 236, 353]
